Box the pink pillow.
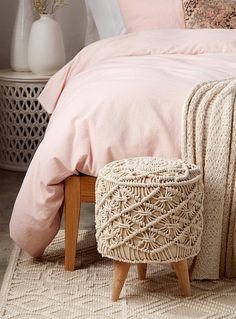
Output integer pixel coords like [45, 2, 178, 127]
[118, 0, 185, 32]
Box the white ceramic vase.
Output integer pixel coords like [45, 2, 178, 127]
[28, 15, 66, 76]
[10, 0, 35, 72]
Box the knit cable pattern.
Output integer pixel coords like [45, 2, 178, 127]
[182, 78, 236, 279]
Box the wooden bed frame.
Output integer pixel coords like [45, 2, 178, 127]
[64, 174, 96, 271]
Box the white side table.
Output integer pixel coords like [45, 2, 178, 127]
[0, 70, 50, 171]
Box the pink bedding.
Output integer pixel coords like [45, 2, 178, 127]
[10, 29, 236, 257]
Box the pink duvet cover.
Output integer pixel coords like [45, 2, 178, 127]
[10, 29, 236, 257]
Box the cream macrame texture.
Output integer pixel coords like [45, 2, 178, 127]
[95, 157, 204, 264]
[182, 78, 236, 279]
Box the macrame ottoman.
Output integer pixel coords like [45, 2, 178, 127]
[95, 157, 204, 301]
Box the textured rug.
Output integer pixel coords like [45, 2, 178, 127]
[1, 231, 236, 319]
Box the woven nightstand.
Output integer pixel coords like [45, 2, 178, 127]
[0, 70, 50, 171]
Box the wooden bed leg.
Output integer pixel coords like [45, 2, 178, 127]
[172, 260, 191, 297]
[137, 263, 147, 280]
[65, 175, 81, 271]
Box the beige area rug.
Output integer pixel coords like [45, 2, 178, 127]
[1, 231, 236, 319]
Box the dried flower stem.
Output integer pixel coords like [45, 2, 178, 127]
[32, 0, 68, 15]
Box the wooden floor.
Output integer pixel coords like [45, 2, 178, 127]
[0, 169, 95, 288]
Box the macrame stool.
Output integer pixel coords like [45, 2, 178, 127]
[95, 157, 204, 301]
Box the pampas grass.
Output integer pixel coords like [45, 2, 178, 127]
[32, 0, 68, 15]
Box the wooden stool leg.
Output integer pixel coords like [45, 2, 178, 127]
[112, 261, 130, 302]
[172, 260, 191, 297]
[137, 263, 147, 280]
[65, 176, 81, 271]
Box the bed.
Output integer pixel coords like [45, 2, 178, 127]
[10, 0, 236, 279]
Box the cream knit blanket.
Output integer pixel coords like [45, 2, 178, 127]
[182, 78, 236, 280]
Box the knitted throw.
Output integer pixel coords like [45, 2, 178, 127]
[182, 78, 236, 280]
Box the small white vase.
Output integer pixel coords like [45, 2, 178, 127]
[28, 15, 66, 76]
[10, 0, 35, 72]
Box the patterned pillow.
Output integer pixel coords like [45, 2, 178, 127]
[183, 0, 236, 29]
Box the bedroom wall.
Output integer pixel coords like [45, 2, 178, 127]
[0, 0, 87, 69]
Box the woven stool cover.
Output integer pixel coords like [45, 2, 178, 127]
[95, 157, 204, 263]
